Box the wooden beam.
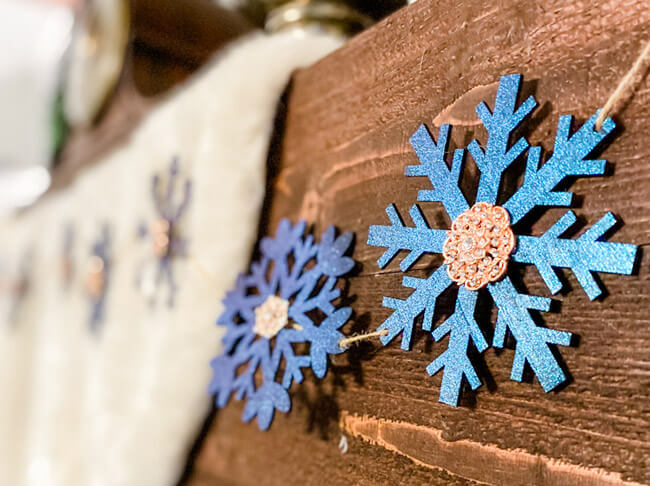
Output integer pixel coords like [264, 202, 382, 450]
[190, 0, 650, 483]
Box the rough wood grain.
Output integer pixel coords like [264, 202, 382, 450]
[340, 412, 644, 486]
[188, 0, 650, 484]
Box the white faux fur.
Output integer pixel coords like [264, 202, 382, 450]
[0, 30, 342, 486]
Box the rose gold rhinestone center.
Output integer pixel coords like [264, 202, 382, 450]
[253, 295, 290, 339]
[443, 202, 515, 291]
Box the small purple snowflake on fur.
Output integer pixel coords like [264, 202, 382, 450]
[137, 157, 191, 307]
[368, 74, 638, 407]
[209, 219, 354, 430]
[3, 250, 33, 327]
[85, 225, 110, 333]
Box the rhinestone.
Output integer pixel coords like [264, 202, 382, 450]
[443, 202, 515, 289]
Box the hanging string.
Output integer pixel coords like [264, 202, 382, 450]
[339, 329, 388, 349]
[595, 41, 650, 131]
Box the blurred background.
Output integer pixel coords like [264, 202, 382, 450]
[0, 0, 72, 209]
[0, 1, 409, 485]
[0, 0, 406, 213]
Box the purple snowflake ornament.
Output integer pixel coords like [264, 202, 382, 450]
[137, 157, 191, 307]
[4, 250, 32, 327]
[85, 225, 111, 334]
[368, 74, 638, 407]
[209, 219, 355, 430]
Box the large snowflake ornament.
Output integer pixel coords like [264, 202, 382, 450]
[368, 74, 638, 406]
[209, 219, 354, 430]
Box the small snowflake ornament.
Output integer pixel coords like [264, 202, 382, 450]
[137, 157, 191, 307]
[2, 250, 32, 327]
[368, 74, 638, 406]
[209, 219, 354, 430]
[86, 225, 111, 333]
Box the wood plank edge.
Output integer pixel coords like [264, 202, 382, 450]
[340, 411, 643, 486]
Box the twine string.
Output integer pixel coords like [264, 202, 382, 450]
[595, 41, 650, 131]
[339, 329, 389, 349]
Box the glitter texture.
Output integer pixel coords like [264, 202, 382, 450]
[209, 220, 354, 430]
[367, 73, 638, 406]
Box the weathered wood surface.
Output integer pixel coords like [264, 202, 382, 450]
[187, 0, 650, 484]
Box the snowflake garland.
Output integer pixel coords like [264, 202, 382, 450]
[209, 219, 355, 430]
[3, 250, 32, 327]
[368, 74, 638, 406]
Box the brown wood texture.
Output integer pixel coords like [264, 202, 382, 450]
[188, 0, 650, 484]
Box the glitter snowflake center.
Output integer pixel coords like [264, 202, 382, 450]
[443, 202, 515, 291]
[253, 295, 290, 339]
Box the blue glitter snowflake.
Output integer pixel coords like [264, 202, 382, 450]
[209, 219, 354, 430]
[367, 74, 638, 406]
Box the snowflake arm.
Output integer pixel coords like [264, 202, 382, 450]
[469, 73, 537, 204]
[367, 204, 447, 270]
[378, 266, 453, 350]
[291, 226, 354, 318]
[489, 277, 572, 391]
[316, 226, 355, 277]
[217, 275, 260, 346]
[242, 381, 290, 430]
[272, 333, 311, 388]
[505, 112, 616, 224]
[209, 356, 236, 407]
[300, 307, 351, 379]
[512, 211, 638, 300]
[281, 236, 316, 298]
[290, 277, 340, 323]
[408, 124, 469, 220]
[172, 180, 192, 221]
[209, 332, 258, 405]
[426, 287, 488, 406]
